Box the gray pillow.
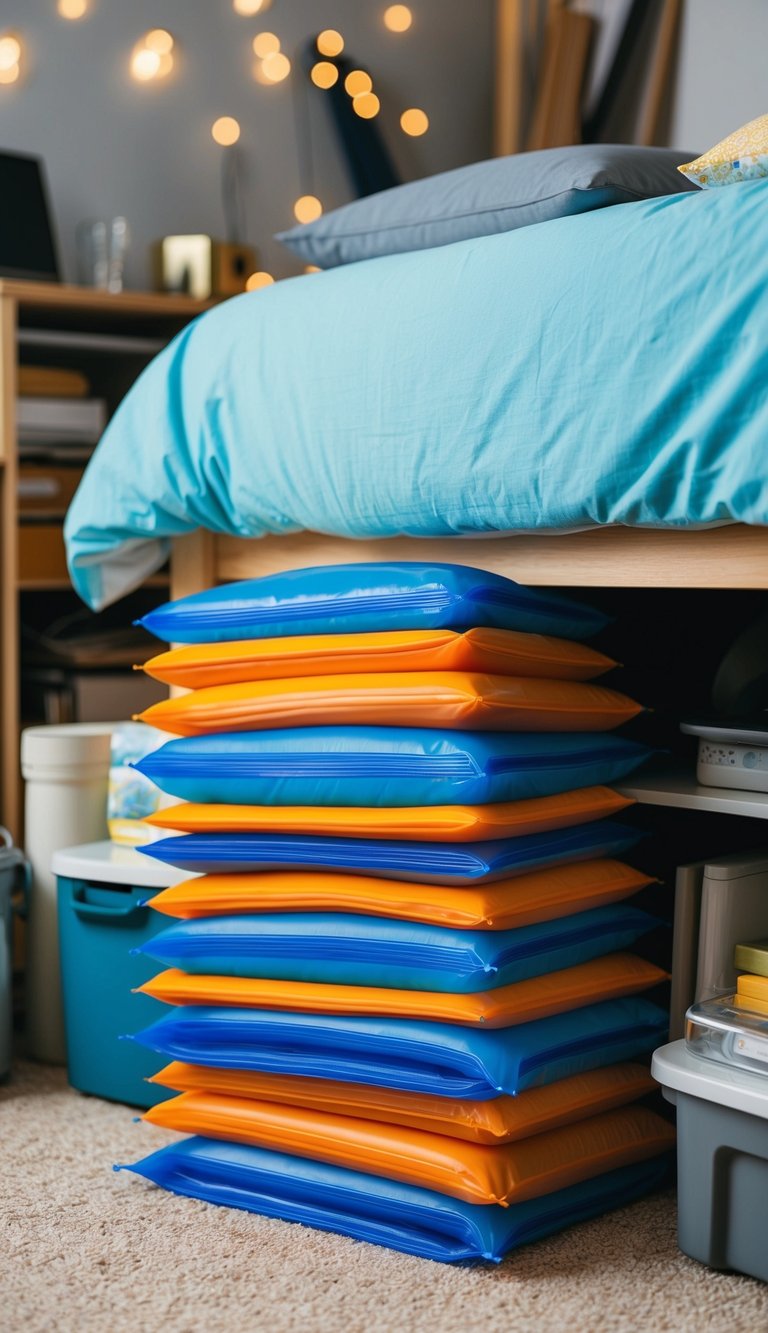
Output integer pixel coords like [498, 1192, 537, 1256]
[277, 144, 698, 268]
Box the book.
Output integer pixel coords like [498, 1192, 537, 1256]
[17, 396, 106, 443]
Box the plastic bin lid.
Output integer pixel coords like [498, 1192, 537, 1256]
[51, 840, 193, 889]
[652, 1039, 768, 1120]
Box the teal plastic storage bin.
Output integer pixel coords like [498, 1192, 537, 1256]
[53, 841, 190, 1108]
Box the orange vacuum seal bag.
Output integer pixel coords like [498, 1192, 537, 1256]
[138, 672, 642, 737]
[149, 859, 656, 928]
[144, 1096, 675, 1206]
[146, 786, 634, 842]
[138, 953, 666, 1027]
[150, 1060, 657, 1145]
[140, 627, 617, 689]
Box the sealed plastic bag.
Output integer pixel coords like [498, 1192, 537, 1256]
[130, 996, 670, 1097]
[143, 1097, 675, 1207]
[149, 1060, 657, 1144]
[146, 786, 633, 842]
[135, 729, 651, 809]
[138, 564, 609, 644]
[148, 859, 655, 929]
[118, 1140, 669, 1263]
[141, 820, 641, 883]
[141, 626, 617, 689]
[138, 672, 642, 737]
[138, 952, 666, 1025]
[136, 904, 657, 992]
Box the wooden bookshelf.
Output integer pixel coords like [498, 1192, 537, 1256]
[0, 280, 212, 840]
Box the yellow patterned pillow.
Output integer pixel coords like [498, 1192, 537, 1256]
[679, 113, 768, 187]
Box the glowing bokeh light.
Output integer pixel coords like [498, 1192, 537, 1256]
[131, 47, 161, 81]
[252, 30, 280, 58]
[400, 107, 429, 136]
[259, 50, 291, 82]
[310, 61, 339, 89]
[353, 92, 380, 119]
[344, 69, 372, 97]
[145, 28, 174, 54]
[384, 5, 413, 31]
[58, 0, 89, 19]
[211, 115, 241, 146]
[0, 35, 22, 70]
[246, 271, 275, 290]
[316, 29, 344, 57]
[293, 195, 323, 224]
[233, 0, 272, 13]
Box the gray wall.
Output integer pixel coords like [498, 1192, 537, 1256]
[0, 0, 493, 286]
[669, 0, 767, 150]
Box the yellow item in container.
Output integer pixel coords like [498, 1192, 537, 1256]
[150, 1060, 657, 1144]
[138, 952, 667, 1027]
[148, 859, 656, 927]
[143, 1096, 675, 1206]
[146, 786, 634, 842]
[140, 626, 617, 689]
[734, 940, 768, 979]
[138, 672, 642, 737]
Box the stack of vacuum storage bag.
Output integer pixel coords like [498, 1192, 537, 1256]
[118, 563, 675, 1263]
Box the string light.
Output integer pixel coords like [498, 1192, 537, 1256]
[0, 34, 22, 78]
[344, 69, 372, 97]
[246, 271, 275, 290]
[311, 61, 338, 90]
[400, 107, 429, 136]
[304, 265, 322, 274]
[294, 195, 323, 224]
[211, 115, 241, 146]
[353, 92, 380, 119]
[233, 0, 272, 12]
[57, 0, 89, 18]
[258, 50, 290, 82]
[252, 31, 280, 58]
[130, 30, 175, 82]
[384, 5, 413, 31]
[316, 29, 344, 57]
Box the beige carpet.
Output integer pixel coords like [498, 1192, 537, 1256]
[3, 1061, 768, 1333]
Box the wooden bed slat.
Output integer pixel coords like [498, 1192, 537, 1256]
[170, 526, 768, 599]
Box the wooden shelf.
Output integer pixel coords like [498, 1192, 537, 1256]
[0, 281, 210, 837]
[617, 769, 768, 821]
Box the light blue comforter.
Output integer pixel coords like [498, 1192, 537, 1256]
[65, 178, 768, 609]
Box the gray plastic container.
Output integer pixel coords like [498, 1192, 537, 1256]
[652, 1040, 768, 1283]
[0, 828, 30, 1080]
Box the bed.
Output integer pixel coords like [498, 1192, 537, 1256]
[64, 175, 768, 607]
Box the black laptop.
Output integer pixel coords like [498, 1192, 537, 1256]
[0, 149, 60, 281]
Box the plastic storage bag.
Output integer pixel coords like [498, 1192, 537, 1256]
[145, 786, 633, 842]
[138, 953, 666, 1026]
[130, 996, 670, 1097]
[138, 673, 642, 737]
[149, 1060, 657, 1144]
[142, 1097, 675, 1206]
[135, 729, 651, 808]
[118, 1140, 670, 1263]
[140, 820, 642, 884]
[135, 904, 657, 992]
[148, 859, 656, 929]
[138, 564, 610, 644]
[141, 626, 617, 689]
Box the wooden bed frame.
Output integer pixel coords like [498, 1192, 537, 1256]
[171, 526, 768, 602]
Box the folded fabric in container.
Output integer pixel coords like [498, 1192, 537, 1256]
[150, 1060, 657, 1144]
[138, 672, 642, 737]
[138, 564, 609, 644]
[148, 859, 656, 928]
[140, 819, 641, 883]
[130, 996, 670, 1096]
[143, 1097, 675, 1207]
[135, 729, 651, 809]
[135, 904, 657, 992]
[146, 786, 633, 843]
[141, 627, 617, 689]
[138, 952, 666, 1025]
[118, 1140, 669, 1263]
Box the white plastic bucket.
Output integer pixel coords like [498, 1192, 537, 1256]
[21, 724, 116, 1063]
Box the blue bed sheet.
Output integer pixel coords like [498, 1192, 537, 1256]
[65, 179, 768, 609]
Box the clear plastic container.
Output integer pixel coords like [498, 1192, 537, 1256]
[685, 994, 768, 1077]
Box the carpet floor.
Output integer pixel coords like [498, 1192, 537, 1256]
[3, 1060, 768, 1333]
